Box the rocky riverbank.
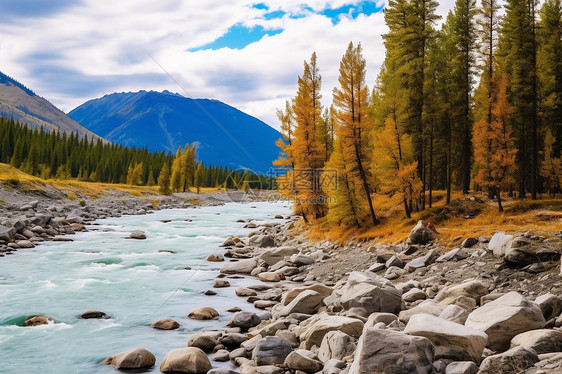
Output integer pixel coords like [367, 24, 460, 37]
[108, 215, 562, 374]
[0, 182, 269, 257]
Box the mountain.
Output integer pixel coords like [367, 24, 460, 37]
[0, 72, 100, 139]
[69, 90, 282, 173]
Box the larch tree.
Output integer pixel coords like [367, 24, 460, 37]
[540, 129, 561, 195]
[158, 162, 171, 195]
[170, 146, 183, 192]
[291, 52, 326, 221]
[473, 76, 517, 212]
[333, 42, 378, 226]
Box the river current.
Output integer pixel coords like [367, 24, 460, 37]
[0, 200, 291, 373]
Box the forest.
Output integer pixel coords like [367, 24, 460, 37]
[0, 116, 270, 193]
[274, 0, 562, 226]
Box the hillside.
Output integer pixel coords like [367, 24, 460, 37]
[0, 72, 100, 139]
[69, 91, 282, 173]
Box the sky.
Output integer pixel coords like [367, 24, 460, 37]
[0, 0, 455, 130]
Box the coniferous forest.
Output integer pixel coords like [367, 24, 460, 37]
[0, 116, 270, 193]
[275, 0, 561, 225]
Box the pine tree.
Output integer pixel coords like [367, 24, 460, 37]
[473, 76, 517, 212]
[158, 162, 171, 195]
[333, 42, 377, 226]
[146, 168, 156, 186]
[540, 129, 562, 195]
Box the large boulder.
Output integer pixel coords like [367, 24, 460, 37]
[101, 347, 156, 369]
[399, 299, 446, 324]
[510, 329, 562, 354]
[478, 346, 539, 374]
[465, 292, 545, 351]
[227, 311, 262, 331]
[285, 349, 324, 373]
[407, 221, 436, 245]
[298, 314, 364, 350]
[188, 307, 219, 320]
[160, 347, 212, 373]
[534, 293, 562, 321]
[318, 331, 356, 363]
[0, 225, 15, 241]
[259, 246, 299, 266]
[276, 290, 324, 317]
[252, 336, 293, 365]
[220, 259, 258, 274]
[188, 331, 222, 352]
[348, 328, 435, 374]
[337, 271, 402, 316]
[434, 280, 488, 306]
[249, 234, 275, 248]
[282, 284, 332, 305]
[151, 318, 180, 330]
[404, 314, 488, 363]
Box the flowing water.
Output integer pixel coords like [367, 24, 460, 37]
[0, 200, 291, 373]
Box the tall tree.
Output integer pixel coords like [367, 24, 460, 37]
[170, 146, 183, 192]
[333, 42, 378, 226]
[158, 162, 171, 195]
[540, 129, 562, 195]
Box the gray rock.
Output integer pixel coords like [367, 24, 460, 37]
[403, 288, 427, 303]
[510, 329, 562, 354]
[160, 347, 212, 373]
[129, 231, 146, 239]
[259, 246, 299, 266]
[101, 347, 156, 369]
[228, 311, 262, 331]
[534, 293, 562, 321]
[80, 310, 107, 319]
[477, 346, 539, 374]
[298, 314, 364, 350]
[236, 288, 257, 297]
[405, 249, 440, 272]
[435, 280, 488, 306]
[445, 361, 478, 374]
[322, 359, 347, 374]
[282, 284, 332, 305]
[461, 237, 478, 248]
[212, 349, 231, 362]
[188, 306, 219, 320]
[436, 248, 469, 262]
[318, 330, 356, 363]
[407, 221, 436, 245]
[439, 305, 470, 325]
[220, 333, 248, 349]
[249, 235, 275, 248]
[221, 259, 258, 274]
[276, 290, 323, 317]
[285, 349, 323, 373]
[208, 370, 240, 374]
[214, 279, 231, 288]
[338, 271, 402, 316]
[465, 292, 546, 351]
[188, 330, 222, 352]
[385, 255, 404, 269]
[252, 336, 293, 366]
[348, 328, 434, 374]
[399, 299, 445, 324]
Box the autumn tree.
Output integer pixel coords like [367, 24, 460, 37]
[181, 144, 196, 192]
[158, 162, 171, 195]
[333, 42, 377, 226]
[473, 76, 517, 212]
[540, 129, 561, 195]
[126, 162, 143, 185]
[170, 146, 183, 192]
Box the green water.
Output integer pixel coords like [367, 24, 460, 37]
[0, 201, 290, 373]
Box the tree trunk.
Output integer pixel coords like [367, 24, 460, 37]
[497, 188, 503, 212]
[354, 143, 378, 226]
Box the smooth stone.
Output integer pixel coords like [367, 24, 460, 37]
[214, 279, 231, 288]
[276, 290, 323, 317]
[298, 314, 364, 350]
[151, 318, 180, 330]
[258, 272, 281, 282]
[24, 315, 53, 327]
[252, 336, 293, 365]
[221, 259, 258, 274]
[101, 347, 156, 369]
[129, 231, 146, 239]
[188, 307, 219, 320]
[445, 361, 478, 374]
[80, 310, 107, 319]
[227, 311, 262, 331]
[285, 349, 323, 373]
[477, 346, 539, 374]
[207, 254, 225, 262]
[160, 347, 212, 373]
[282, 284, 332, 305]
[435, 280, 488, 306]
[318, 330, 356, 363]
[534, 293, 562, 321]
[403, 288, 427, 302]
[439, 305, 470, 325]
[510, 329, 562, 354]
[188, 331, 222, 352]
[236, 288, 257, 297]
[212, 349, 231, 362]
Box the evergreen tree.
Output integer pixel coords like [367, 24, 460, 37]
[158, 162, 171, 195]
[170, 146, 182, 192]
[540, 129, 562, 195]
[146, 168, 156, 186]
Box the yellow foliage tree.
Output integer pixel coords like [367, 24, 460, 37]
[170, 146, 182, 192]
[158, 162, 171, 195]
[540, 129, 561, 196]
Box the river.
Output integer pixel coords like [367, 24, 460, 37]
[0, 200, 291, 373]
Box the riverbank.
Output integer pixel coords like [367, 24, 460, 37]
[144, 211, 562, 374]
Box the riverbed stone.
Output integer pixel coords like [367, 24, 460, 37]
[221, 259, 258, 274]
[80, 310, 107, 319]
[439, 305, 470, 325]
[258, 272, 281, 282]
[534, 293, 562, 321]
[298, 314, 364, 350]
[236, 288, 257, 297]
[399, 299, 445, 324]
[129, 231, 146, 239]
[252, 336, 293, 365]
[435, 280, 488, 306]
[207, 254, 224, 262]
[227, 311, 262, 331]
[348, 328, 435, 374]
[259, 246, 299, 266]
[219, 333, 248, 350]
[285, 349, 323, 373]
[465, 292, 546, 351]
[403, 288, 427, 302]
[160, 347, 212, 373]
[188, 331, 222, 352]
[318, 330, 356, 363]
[510, 329, 562, 354]
[188, 307, 219, 320]
[276, 290, 323, 317]
[151, 318, 180, 330]
[445, 361, 478, 374]
[249, 234, 275, 248]
[404, 314, 488, 363]
[214, 279, 231, 288]
[478, 346, 539, 373]
[212, 349, 230, 362]
[101, 347, 156, 369]
[24, 315, 53, 326]
[282, 283, 332, 305]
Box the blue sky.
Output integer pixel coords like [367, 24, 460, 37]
[0, 0, 452, 129]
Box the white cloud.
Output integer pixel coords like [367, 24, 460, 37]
[0, 1, 422, 131]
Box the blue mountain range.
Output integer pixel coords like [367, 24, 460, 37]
[69, 90, 282, 173]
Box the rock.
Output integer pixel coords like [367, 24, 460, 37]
[221, 259, 258, 274]
[407, 220, 436, 245]
[188, 331, 222, 352]
[285, 349, 324, 373]
[434, 280, 488, 306]
[208, 370, 240, 374]
[510, 329, 562, 354]
[258, 272, 281, 282]
[318, 331, 356, 363]
[277, 290, 323, 317]
[16, 240, 35, 248]
[229, 347, 247, 360]
[465, 292, 546, 351]
[403, 288, 427, 303]
[24, 315, 53, 326]
[436, 248, 469, 263]
[80, 310, 107, 319]
[259, 246, 299, 266]
[249, 235, 275, 248]
[385, 255, 404, 269]
[504, 244, 560, 267]
[488, 232, 513, 257]
[404, 314, 488, 363]
[439, 305, 470, 325]
[322, 359, 347, 374]
[160, 347, 212, 373]
[227, 311, 262, 331]
[290, 254, 315, 266]
[444, 361, 478, 374]
[204, 290, 217, 295]
[214, 279, 231, 288]
[207, 254, 224, 262]
[213, 349, 231, 362]
[0, 225, 15, 241]
[461, 237, 479, 248]
[404, 249, 440, 272]
[337, 271, 402, 316]
[534, 293, 562, 321]
[252, 336, 293, 365]
[298, 314, 364, 350]
[221, 238, 236, 247]
[236, 288, 257, 297]
[477, 346, 539, 374]
[399, 299, 446, 324]
[348, 328, 435, 374]
[188, 307, 219, 320]
[151, 318, 180, 330]
[254, 300, 278, 309]
[283, 284, 333, 305]
[129, 231, 146, 239]
[101, 347, 156, 369]
[220, 333, 248, 350]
